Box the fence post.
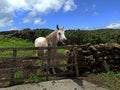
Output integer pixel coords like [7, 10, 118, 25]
[73, 47, 79, 77]
[10, 49, 17, 86]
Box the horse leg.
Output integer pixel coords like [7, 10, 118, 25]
[51, 49, 57, 74]
[51, 59, 56, 74]
[35, 50, 38, 56]
[35, 50, 42, 56]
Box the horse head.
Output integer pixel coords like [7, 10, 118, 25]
[56, 25, 67, 45]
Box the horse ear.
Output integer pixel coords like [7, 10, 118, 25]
[62, 26, 64, 30]
[56, 25, 59, 30]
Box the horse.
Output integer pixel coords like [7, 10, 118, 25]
[34, 25, 67, 73]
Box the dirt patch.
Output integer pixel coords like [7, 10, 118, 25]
[80, 73, 107, 88]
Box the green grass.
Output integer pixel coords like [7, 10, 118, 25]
[57, 49, 66, 54]
[0, 35, 34, 57]
[0, 35, 33, 48]
[97, 71, 120, 90]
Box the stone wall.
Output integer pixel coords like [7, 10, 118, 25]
[67, 43, 120, 73]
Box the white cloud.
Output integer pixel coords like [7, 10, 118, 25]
[0, 17, 13, 27]
[0, 0, 77, 29]
[0, 0, 14, 28]
[63, 0, 77, 12]
[34, 18, 46, 25]
[106, 23, 120, 29]
[6, 0, 29, 11]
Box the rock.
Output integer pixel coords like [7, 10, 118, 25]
[111, 43, 120, 49]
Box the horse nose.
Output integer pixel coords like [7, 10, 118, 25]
[63, 39, 68, 45]
[63, 37, 67, 41]
[64, 39, 67, 42]
[65, 37, 67, 40]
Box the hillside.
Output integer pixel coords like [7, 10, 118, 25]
[0, 28, 120, 45]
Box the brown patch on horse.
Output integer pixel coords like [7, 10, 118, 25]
[46, 31, 58, 46]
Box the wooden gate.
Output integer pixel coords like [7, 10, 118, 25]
[0, 46, 79, 87]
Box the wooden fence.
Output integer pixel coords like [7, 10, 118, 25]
[0, 46, 79, 87]
[1, 43, 120, 87]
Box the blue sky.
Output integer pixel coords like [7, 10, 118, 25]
[0, 0, 120, 31]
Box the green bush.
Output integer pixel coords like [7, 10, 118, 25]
[14, 71, 24, 84]
[29, 69, 46, 83]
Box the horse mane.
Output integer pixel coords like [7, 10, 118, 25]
[46, 30, 58, 46]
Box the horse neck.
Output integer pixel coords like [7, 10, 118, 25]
[46, 31, 58, 46]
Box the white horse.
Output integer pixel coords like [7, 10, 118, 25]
[34, 25, 67, 73]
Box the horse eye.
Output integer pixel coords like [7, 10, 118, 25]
[58, 33, 61, 35]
